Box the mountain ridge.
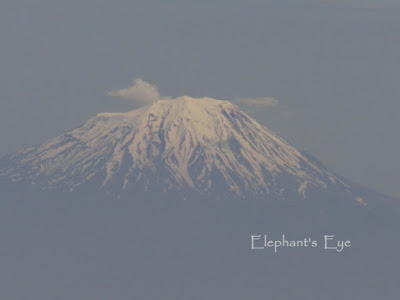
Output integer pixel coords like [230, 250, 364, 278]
[0, 97, 390, 206]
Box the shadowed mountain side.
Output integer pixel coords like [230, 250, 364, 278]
[1, 184, 399, 300]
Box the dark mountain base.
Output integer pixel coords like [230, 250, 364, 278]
[1, 182, 399, 299]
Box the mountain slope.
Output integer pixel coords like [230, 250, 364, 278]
[0, 97, 382, 204]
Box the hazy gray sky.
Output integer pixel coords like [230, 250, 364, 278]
[1, 0, 399, 197]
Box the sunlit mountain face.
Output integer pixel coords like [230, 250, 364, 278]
[0, 96, 391, 210]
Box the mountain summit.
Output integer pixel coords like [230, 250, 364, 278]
[0, 97, 381, 204]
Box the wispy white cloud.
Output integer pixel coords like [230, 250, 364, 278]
[233, 97, 279, 107]
[109, 79, 279, 109]
[108, 79, 167, 105]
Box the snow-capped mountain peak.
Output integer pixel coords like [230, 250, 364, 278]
[1, 97, 348, 199]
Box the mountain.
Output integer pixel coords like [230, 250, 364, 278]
[0, 97, 392, 205]
[1, 97, 399, 300]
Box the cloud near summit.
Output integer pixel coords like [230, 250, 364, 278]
[232, 97, 279, 107]
[109, 79, 278, 108]
[108, 79, 166, 105]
